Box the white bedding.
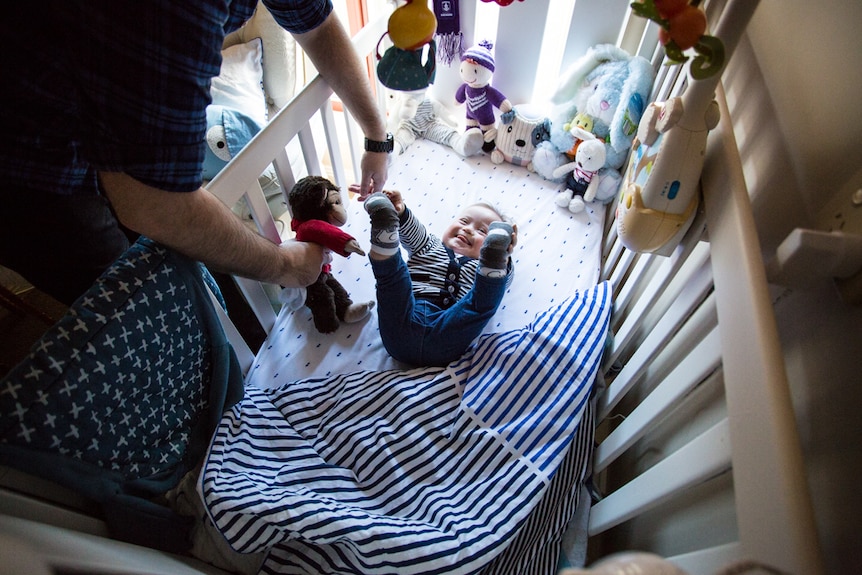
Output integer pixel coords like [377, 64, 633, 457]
[246, 138, 606, 388]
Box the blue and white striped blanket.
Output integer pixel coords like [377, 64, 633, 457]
[200, 281, 611, 574]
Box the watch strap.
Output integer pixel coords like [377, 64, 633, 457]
[364, 133, 394, 153]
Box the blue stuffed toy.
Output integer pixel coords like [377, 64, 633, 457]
[533, 44, 654, 206]
[202, 104, 262, 181]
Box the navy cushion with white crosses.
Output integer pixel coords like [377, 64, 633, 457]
[0, 237, 244, 551]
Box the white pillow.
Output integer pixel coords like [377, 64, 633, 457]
[211, 38, 268, 126]
[224, 2, 297, 113]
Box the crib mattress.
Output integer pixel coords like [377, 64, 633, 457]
[197, 139, 612, 574]
[246, 138, 606, 386]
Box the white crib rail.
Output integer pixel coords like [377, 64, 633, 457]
[702, 84, 822, 573]
[593, 34, 823, 575]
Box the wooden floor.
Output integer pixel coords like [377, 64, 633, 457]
[0, 274, 67, 378]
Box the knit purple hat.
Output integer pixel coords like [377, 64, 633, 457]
[462, 40, 495, 72]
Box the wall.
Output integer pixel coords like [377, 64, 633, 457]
[724, 1, 862, 572]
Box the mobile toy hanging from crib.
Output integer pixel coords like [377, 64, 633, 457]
[616, 0, 757, 255]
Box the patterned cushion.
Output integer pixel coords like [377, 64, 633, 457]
[0, 237, 244, 551]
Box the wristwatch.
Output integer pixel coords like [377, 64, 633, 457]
[364, 133, 394, 153]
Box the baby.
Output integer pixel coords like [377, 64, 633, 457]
[361, 190, 517, 367]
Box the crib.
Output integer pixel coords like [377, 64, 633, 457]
[0, 1, 826, 574]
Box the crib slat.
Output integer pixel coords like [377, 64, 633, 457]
[244, 178, 281, 244]
[588, 418, 732, 536]
[231, 277, 277, 334]
[609, 252, 656, 333]
[599, 290, 717, 421]
[320, 103, 347, 188]
[636, 19, 662, 62]
[601, 241, 623, 287]
[700, 83, 823, 574]
[616, 7, 645, 57]
[492, 0, 550, 106]
[272, 147, 297, 199]
[0, 514, 230, 575]
[208, 288, 255, 374]
[298, 124, 322, 177]
[562, 0, 632, 75]
[342, 111, 363, 185]
[607, 236, 710, 366]
[669, 542, 743, 575]
[606, 247, 638, 300]
[594, 325, 722, 473]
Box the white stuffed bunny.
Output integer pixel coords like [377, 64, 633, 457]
[553, 137, 607, 213]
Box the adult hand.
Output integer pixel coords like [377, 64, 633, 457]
[276, 240, 327, 288]
[350, 185, 404, 216]
[357, 150, 389, 199]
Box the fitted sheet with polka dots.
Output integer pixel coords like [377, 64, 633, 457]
[247, 138, 605, 388]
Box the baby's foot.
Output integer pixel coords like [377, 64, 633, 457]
[343, 300, 375, 323]
[479, 221, 513, 278]
[364, 193, 400, 257]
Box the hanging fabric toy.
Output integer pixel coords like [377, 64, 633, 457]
[377, 1, 438, 97]
[432, 0, 463, 66]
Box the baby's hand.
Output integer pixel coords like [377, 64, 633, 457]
[508, 223, 519, 253]
[382, 190, 405, 215]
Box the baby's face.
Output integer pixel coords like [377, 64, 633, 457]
[441, 204, 501, 259]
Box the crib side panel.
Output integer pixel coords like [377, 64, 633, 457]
[591, 1, 823, 570]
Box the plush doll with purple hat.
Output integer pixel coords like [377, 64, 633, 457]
[455, 41, 512, 151]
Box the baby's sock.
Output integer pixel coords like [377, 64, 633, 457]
[479, 221, 513, 278]
[364, 193, 400, 257]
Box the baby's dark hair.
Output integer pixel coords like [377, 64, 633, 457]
[288, 175, 339, 222]
[472, 200, 514, 227]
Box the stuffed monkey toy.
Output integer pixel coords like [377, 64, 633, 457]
[287, 176, 375, 333]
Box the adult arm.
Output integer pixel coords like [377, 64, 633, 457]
[292, 12, 388, 198]
[100, 172, 324, 288]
